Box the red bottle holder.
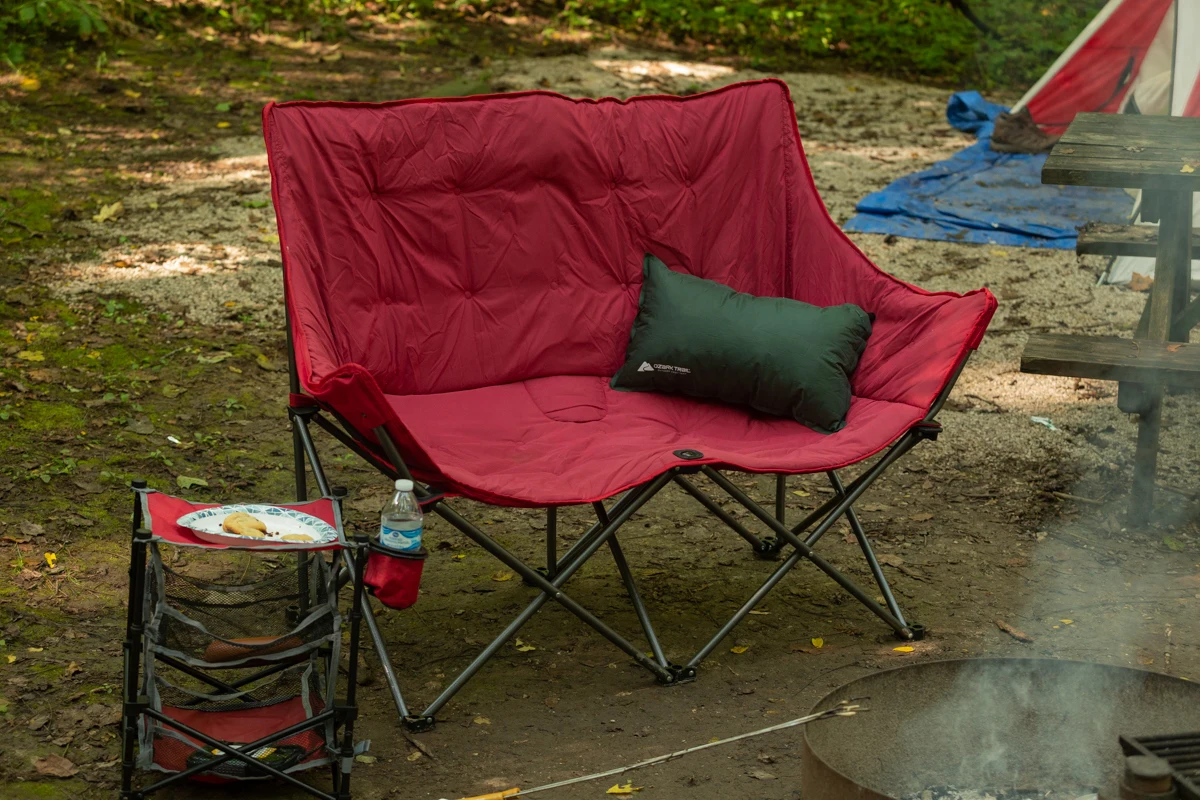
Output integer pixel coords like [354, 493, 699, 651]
[364, 545, 427, 609]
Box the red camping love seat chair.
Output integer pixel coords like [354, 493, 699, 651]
[264, 79, 996, 730]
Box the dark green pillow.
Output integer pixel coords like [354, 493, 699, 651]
[611, 254, 872, 433]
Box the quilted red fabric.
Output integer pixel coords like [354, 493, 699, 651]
[265, 80, 996, 507]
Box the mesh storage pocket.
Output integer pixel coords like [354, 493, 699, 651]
[148, 559, 336, 667]
[143, 661, 330, 779]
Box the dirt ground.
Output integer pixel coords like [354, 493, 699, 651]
[3, 26, 1200, 800]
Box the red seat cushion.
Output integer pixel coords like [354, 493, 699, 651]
[388, 376, 926, 506]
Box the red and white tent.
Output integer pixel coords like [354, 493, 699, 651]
[1013, 0, 1200, 130]
[1010, 0, 1199, 285]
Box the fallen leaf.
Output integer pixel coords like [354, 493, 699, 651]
[878, 554, 905, 567]
[1164, 536, 1186, 552]
[514, 639, 536, 652]
[5, 655, 15, 664]
[1183, 164, 1196, 174]
[255, 353, 279, 371]
[20, 522, 44, 537]
[16, 568, 43, 589]
[28, 715, 49, 731]
[161, 384, 186, 398]
[406, 750, 422, 762]
[63, 661, 82, 677]
[122, 89, 141, 99]
[473, 715, 490, 725]
[354, 754, 376, 764]
[260, 233, 280, 244]
[16, 350, 45, 362]
[20, 77, 41, 92]
[215, 102, 232, 112]
[453, 553, 466, 561]
[791, 490, 810, 497]
[989, 249, 1009, 257]
[811, 637, 824, 648]
[43, 553, 56, 569]
[124, 417, 154, 435]
[859, 503, 887, 512]
[748, 769, 777, 780]
[747, 610, 769, 615]
[92, 201, 124, 223]
[1060, 619, 1074, 625]
[27, 647, 43, 653]
[910, 513, 934, 522]
[217, 121, 231, 129]
[730, 645, 750, 654]
[176, 475, 208, 490]
[34, 754, 78, 778]
[606, 784, 642, 794]
[196, 351, 232, 364]
[492, 571, 514, 582]
[1129, 272, 1154, 292]
[1167, 343, 1185, 352]
[893, 646, 914, 653]
[1138, 655, 1155, 666]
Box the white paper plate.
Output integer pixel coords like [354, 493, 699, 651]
[176, 504, 339, 548]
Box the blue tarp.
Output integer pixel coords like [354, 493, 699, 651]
[843, 91, 1132, 249]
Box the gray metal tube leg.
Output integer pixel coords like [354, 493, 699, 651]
[827, 472, 907, 628]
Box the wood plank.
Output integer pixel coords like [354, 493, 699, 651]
[1076, 223, 1200, 258]
[1042, 154, 1200, 189]
[1019, 334, 1200, 387]
[1051, 142, 1200, 165]
[1062, 113, 1200, 147]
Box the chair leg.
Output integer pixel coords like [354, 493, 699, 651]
[593, 500, 668, 666]
[775, 474, 786, 524]
[827, 472, 909, 630]
[418, 476, 675, 719]
[356, 573, 412, 721]
[686, 452, 919, 661]
[607, 535, 669, 668]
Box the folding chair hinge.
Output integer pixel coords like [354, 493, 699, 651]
[897, 623, 926, 641]
[289, 404, 321, 420]
[403, 714, 436, 732]
[125, 695, 150, 716]
[913, 421, 941, 441]
[663, 663, 697, 684]
[754, 537, 782, 560]
[418, 488, 448, 509]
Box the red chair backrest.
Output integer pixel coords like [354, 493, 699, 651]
[266, 81, 839, 396]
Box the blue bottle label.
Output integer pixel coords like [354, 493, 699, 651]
[380, 524, 422, 552]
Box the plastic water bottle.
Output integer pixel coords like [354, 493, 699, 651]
[379, 479, 423, 552]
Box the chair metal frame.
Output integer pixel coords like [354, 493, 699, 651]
[287, 319, 966, 731]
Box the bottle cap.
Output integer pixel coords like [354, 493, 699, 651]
[395, 479, 414, 492]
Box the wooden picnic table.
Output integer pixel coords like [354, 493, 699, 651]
[1025, 112, 1199, 524]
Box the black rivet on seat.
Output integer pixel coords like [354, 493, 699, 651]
[674, 449, 704, 460]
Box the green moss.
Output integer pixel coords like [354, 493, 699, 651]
[7, 781, 79, 798]
[18, 402, 86, 433]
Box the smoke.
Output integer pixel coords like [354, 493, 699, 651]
[903, 659, 1132, 792]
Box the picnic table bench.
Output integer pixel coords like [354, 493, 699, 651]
[1021, 112, 1199, 524]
